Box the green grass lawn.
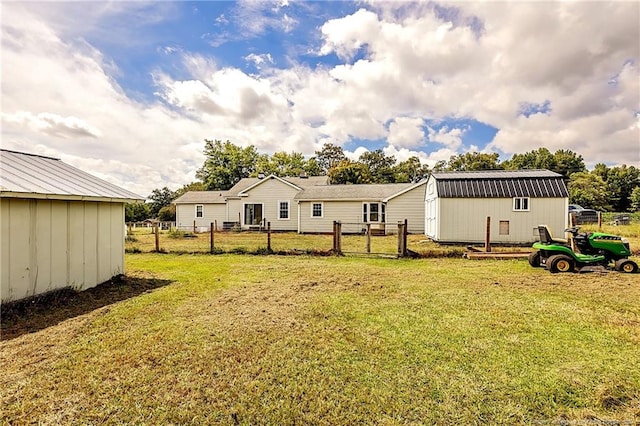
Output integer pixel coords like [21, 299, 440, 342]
[1, 254, 639, 424]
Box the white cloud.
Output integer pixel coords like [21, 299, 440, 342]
[427, 126, 467, 150]
[388, 117, 425, 149]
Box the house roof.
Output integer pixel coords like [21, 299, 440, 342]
[431, 169, 568, 198]
[227, 175, 328, 197]
[173, 191, 228, 204]
[295, 183, 416, 201]
[0, 149, 144, 202]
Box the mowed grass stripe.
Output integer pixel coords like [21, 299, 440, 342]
[1, 255, 638, 425]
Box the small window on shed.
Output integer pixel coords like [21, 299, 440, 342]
[499, 220, 510, 235]
[196, 205, 204, 218]
[513, 197, 530, 211]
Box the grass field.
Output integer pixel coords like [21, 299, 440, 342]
[2, 254, 639, 425]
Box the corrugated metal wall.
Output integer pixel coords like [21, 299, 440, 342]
[1, 198, 125, 303]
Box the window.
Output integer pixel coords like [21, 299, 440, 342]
[499, 220, 510, 235]
[312, 202, 323, 218]
[244, 204, 263, 225]
[195, 205, 204, 218]
[513, 197, 530, 211]
[362, 203, 385, 222]
[278, 201, 289, 220]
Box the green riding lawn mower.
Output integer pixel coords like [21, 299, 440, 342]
[529, 225, 638, 273]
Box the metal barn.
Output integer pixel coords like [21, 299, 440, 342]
[0, 150, 143, 303]
[424, 170, 569, 244]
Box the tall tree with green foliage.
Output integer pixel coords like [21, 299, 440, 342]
[196, 140, 259, 190]
[503, 148, 585, 180]
[315, 143, 346, 173]
[125, 202, 151, 222]
[393, 156, 430, 183]
[328, 160, 372, 184]
[148, 187, 176, 218]
[359, 149, 396, 183]
[599, 165, 639, 212]
[568, 172, 610, 211]
[445, 152, 502, 171]
[630, 186, 640, 212]
[553, 149, 586, 179]
[255, 151, 308, 177]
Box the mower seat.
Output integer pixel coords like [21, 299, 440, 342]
[537, 225, 568, 245]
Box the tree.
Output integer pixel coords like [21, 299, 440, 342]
[328, 160, 372, 184]
[148, 187, 176, 218]
[315, 143, 346, 173]
[255, 151, 307, 177]
[393, 156, 430, 183]
[630, 186, 640, 212]
[445, 152, 502, 171]
[568, 172, 610, 211]
[174, 181, 206, 199]
[503, 148, 556, 171]
[196, 140, 259, 190]
[303, 157, 323, 177]
[553, 149, 586, 179]
[359, 149, 397, 183]
[158, 204, 176, 221]
[125, 202, 151, 222]
[601, 165, 639, 212]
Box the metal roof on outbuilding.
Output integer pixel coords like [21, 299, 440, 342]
[431, 169, 568, 198]
[0, 149, 144, 202]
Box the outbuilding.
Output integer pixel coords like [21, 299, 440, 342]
[424, 170, 568, 244]
[1, 149, 144, 303]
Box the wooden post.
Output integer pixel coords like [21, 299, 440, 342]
[598, 211, 602, 229]
[154, 224, 160, 252]
[267, 221, 271, 253]
[337, 222, 342, 255]
[397, 221, 407, 257]
[210, 222, 215, 254]
[484, 216, 491, 253]
[333, 221, 342, 255]
[193, 220, 197, 234]
[403, 219, 408, 256]
[366, 223, 371, 253]
[214, 220, 218, 232]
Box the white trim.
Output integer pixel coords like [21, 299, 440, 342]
[195, 204, 204, 218]
[243, 202, 264, 226]
[277, 200, 290, 220]
[311, 202, 323, 218]
[362, 201, 383, 223]
[512, 197, 530, 212]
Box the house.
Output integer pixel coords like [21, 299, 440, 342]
[0, 149, 144, 303]
[424, 170, 568, 244]
[295, 180, 427, 234]
[174, 175, 328, 232]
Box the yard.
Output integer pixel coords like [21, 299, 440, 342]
[1, 253, 639, 424]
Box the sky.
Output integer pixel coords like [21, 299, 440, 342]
[1, 1, 639, 198]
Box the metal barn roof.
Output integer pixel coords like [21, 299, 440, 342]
[431, 169, 568, 198]
[0, 149, 144, 202]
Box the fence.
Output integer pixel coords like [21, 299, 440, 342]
[126, 220, 412, 258]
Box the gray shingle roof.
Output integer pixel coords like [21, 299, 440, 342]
[295, 183, 415, 201]
[432, 169, 568, 198]
[0, 149, 144, 201]
[173, 191, 228, 204]
[227, 175, 329, 196]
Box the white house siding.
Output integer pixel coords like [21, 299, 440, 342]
[1, 198, 125, 303]
[298, 200, 375, 234]
[386, 184, 426, 234]
[176, 203, 226, 231]
[241, 178, 301, 231]
[435, 197, 567, 243]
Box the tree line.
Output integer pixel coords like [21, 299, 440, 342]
[126, 139, 640, 221]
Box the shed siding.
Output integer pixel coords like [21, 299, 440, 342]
[1, 198, 126, 303]
[386, 184, 426, 234]
[436, 197, 566, 243]
[242, 178, 300, 231]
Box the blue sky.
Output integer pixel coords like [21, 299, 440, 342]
[2, 1, 638, 196]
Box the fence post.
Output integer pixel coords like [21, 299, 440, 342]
[366, 223, 371, 253]
[215, 220, 218, 232]
[484, 216, 491, 253]
[397, 222, 406, 257]
[193, 220, 197, 234]
[154, 224, 160, 252]
[214, 222, 215, 254]
[267, 221, 272, 253]
[598, 211, 602, 230]
[403, 219, 408, 256]
[332, 221, 342, 255]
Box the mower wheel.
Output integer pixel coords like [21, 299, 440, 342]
[528, 251, 542, 267]
[615, 259, 638, 273]
[547, 254, 575, 273]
